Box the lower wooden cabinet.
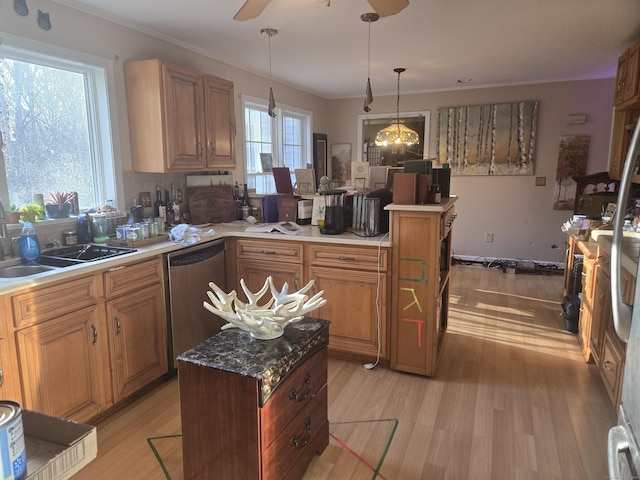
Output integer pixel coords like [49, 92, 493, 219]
[235, 239, 390, 363]
[106, 283, 167, 402]
[6, 257, 167, 423]
[600, 329, 626, 406]
[16, 306, 112, 422]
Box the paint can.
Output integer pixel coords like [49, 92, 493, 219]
[0, 401, 27, 480]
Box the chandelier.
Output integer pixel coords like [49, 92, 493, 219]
[375, 68, 420, 146]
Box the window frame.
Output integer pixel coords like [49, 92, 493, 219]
[241, 94, 312, 194]
[0, 32, 122, 213]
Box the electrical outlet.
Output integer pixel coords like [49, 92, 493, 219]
[484, 232, 493, 242]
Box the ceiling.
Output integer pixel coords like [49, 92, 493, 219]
[52, 0, 640, 99]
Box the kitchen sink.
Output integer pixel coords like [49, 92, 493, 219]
[0, 265, 57, 278]
[38, 244, 137, 267]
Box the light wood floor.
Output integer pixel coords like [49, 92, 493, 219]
[71, 264, 616, 480]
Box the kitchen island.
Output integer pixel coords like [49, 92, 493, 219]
[0, 197, 457, 424]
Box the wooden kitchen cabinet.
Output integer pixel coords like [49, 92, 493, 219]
[614, 39, 640, 108]
[590, 261, 611, 364]
[389, 204, 455, 376]
[0, 297, 21, 402]
[16, 306, 112, 422]
[306, 244, 390, 362]
[6, 257, 167, 423]
[577, 257, 596, 362]
[124, 59, 236, 172]
[608, 108, 640, 181]
[600, 329, 626, 407]
[104, 258, 168, 402]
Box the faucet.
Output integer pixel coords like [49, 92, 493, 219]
[0, 200, 6, 261]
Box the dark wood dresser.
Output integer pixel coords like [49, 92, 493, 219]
[178, 317, 330, 479]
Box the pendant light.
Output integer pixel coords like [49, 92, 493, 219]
[375, 68, 420, 146]
[361, 12, 379, 112]
[261, 27, 278, 118]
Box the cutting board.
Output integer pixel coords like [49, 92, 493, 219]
[187, 185, 237, 224]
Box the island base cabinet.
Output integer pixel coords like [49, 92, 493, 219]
[16, 306, 112, 423]
[179, 346, 328, 480]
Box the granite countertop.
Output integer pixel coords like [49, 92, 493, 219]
[177, 317, 329, 404]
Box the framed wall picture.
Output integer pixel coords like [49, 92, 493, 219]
[313, 133, 327, 189]
[331, 143, 351, 186]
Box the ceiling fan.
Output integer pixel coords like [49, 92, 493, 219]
[234, 0, 409, 21]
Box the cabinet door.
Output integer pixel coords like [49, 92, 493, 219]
[162, 63, 206, 171]
[0, 337, 21, 403]
[107, 284, 168, 401]
[237, 259, 304, 299]
[308, 265, 388, 360]
[624, 41, 640, 103]
[590, 266, 611, 364]
[16, 307, 112, 422]
[204, 75, 236, 169]
[608, 109, 640, 181]
[614, 50, 629, 106]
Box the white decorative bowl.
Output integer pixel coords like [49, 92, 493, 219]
[203, 276, 327, 340]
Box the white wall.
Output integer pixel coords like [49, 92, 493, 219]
[1, 1, 617, 264]
[0, 0, 329, 181]
[327, 79, 615, 264]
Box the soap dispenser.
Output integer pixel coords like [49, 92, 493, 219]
[19, 221, 40, 264]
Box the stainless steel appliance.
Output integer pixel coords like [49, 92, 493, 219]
[166, 240, 226, 369]
[608, 117, 640, 478]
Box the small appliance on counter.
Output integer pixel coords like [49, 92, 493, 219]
[320, 189, 346, 235]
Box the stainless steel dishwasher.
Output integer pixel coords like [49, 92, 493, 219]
[165, 239, 226, 369]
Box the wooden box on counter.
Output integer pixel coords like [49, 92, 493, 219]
[177, 317, 330, 480]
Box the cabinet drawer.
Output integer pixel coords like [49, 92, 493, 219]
[600, 330, 625, 405]
[261, 348, 327, 450]
[104, 258, 163, 299]
[12, 275, 100, 329]
[307, 244, 388, 272]
[262, 384, 328, 480]
[236, 239, 303, 263]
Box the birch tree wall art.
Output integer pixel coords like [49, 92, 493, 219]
[436, 101, 538, 176]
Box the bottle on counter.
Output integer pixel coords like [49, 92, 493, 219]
[76, 213, 92, 244]
[430, 184, 442, 204]
[19, 221, 40, 265]
[154, 186, 166, 225]
[165, 190, 175, 227]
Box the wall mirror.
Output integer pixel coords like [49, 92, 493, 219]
[357, 111, 431, 165]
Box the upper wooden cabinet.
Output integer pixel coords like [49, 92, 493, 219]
[614, 39, 640, 108]
[124, 59, 236, 172]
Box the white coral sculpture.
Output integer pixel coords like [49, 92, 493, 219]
[203, 276, 327, 340]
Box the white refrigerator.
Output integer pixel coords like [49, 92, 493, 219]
[608, 115, 640, 478]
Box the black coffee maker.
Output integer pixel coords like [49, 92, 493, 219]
[320, 189, 346, 235]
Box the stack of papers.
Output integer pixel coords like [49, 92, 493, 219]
[244, 221, 304, 235]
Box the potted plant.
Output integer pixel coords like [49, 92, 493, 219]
[19, 203, 45, 223]
[5, 204, 21, 224]
[45, 191, 75, 219]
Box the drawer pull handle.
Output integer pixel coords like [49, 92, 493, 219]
[115, 316, 121, 336]
[261, 250, 276, 255]
[290, 417, 312, 449]
[604, 361, 616, 372]
[0, 369, 4, 388]
[108, 265, 126, 272]
[289, 373, 311, 402]
[338, 256, 355, 261]
[91, 324, 98, 345]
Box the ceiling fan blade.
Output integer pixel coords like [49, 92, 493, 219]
[233, 0, 272, 21]
[367, 0, 409, 17]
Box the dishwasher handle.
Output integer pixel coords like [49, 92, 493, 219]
[169, 241, 225, 267]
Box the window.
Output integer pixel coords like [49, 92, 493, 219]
[0, 35, 118, 213]
[242, 95, 312, 194]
